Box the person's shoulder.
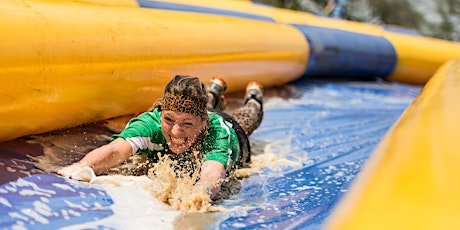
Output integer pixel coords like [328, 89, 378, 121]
[207, 110, 228, 124]
[207, 110, 221, 119]
[207, 111, 235, 130]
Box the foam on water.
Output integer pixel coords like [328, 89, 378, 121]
[61, 176, 180, 230]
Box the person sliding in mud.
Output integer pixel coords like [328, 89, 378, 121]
[58, 75, 264, 199]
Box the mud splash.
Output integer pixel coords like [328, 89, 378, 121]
[27, 122, 299, 214]
[18, 86, 303, 214]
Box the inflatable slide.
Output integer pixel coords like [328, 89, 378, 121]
[2, 0, 460, 141]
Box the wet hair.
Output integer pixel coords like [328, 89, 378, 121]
[159, 75, 208, 118]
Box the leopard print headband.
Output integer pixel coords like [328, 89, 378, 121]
[161, 93, 207, 118]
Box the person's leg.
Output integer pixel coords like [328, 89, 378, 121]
[206, 79, 263, 166]
[206, 77, 227, 110]
[232, 81, 264, 137]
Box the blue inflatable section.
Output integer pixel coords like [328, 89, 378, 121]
[136, 1, 398, 81]
[293, 25, 397, 80]
[136, 0, 276, 22]
[0, 80, 421, 229]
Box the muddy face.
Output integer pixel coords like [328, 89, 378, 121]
[160, 111, 207, 154]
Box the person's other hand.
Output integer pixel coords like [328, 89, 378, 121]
[57, 162, 96, 182]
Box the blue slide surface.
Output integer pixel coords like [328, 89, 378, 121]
[0, 80, 420, 229]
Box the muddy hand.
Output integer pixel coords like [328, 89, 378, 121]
[57, 162, 96, 182]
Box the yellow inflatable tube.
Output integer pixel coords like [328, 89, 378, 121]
[325, 59, 460, 229]
[385, 33, 460, 84]
[0, 0, 308, 142]
[148, 0, 460, 84]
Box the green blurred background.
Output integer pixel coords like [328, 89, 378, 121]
[255, 0, 460, 42]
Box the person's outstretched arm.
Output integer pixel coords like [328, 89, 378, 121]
[196, 160, 226, 198]
[80, 138, 133, 174]
[58, 138, 133, 178]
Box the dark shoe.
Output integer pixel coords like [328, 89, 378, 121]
[244, 81, 263, 111]
[206, 77, 227, 110]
